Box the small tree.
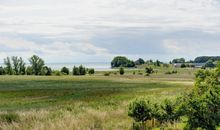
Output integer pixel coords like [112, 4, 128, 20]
[119, 67, 124, 75]
[73, 66, 79, 75]
[88, 68, 95, 75]
[128, 98, 153, 130]
[0, 67, 5, 75]
[61, 67, 69, 75]
[79, 65, 86, 75]
[40, 66, 52, 76]
[180, 63, 186, 68]
[145, 67, 154, 74]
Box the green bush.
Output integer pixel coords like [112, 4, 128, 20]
[128, 98, 153, 129]
[104, 72, 110, 76]
[61, 67, 69, 75]
[0, 67, 5, 75]
[88, 68, 95, 75]
[0, 113, 20, 123]
[119, 67, 124, 75]
[53, 70, 62, 76]
[41, 66, 52, 76]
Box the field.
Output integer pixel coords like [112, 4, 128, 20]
[0, 68, 196, 130]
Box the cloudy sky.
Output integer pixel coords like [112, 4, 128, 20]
[0, 0, 220, 63]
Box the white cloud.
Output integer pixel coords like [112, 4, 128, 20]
[1, 0, 220, 62]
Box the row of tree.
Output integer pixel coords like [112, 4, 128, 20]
[128, 62, 220, 129]
[111, 56, 164, 68]
[0, 55, 95, 76]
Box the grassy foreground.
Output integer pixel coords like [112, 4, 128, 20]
[0, 72, 193, 130]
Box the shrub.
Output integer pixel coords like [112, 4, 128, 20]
[53, 70, 62, 76]
[61, 67, 69, 75]
[119, 67, 124, 75]
[104, 72, 110, 76]
[180, 64, 186, 68]
[145, 67, 154, 74]
[41, 66, 52, 76]
[0, 113, 20, 123]
[88, 68, 95, 75]
[128, 98, 153, 129]
[165, 70, 177, 75]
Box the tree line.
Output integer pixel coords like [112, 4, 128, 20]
[128, 62, 220, 129]
[111, 56, 164, 68]
[0, 55, 95, 76]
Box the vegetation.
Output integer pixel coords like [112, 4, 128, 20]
[194, 56, 220, 63]
[61, 67, 70, 75]
[128, 62, 220, 129]
[172, 58, 185, 63]
[88, 68, 95, 75]
[29, 55, 45, 75]
[111, 56, 135, 68]
[73, 65, 86, 75]
[119, 67, 125, 75]
[135, 58, 145, 65]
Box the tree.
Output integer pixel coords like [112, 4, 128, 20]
[26, 66, 33, 75]
[155, 60, 161, 67]
[11, 56, 26, 75]
[172, 58, 185, 63]
[119, 67, 125, 75]
[4, 57, 13, 75]
[135, 58, 145, 65]
[61, 67, 69, 75]
[88, 68, 95, 75]
[29, 55, 45, 75]
[73, 66, 80, 75]
[111, 56, 135, 68]
[183, 69, 220, 130]
[180, 63, 186, 68]
[0, 67, 5, 75]
[41, 66, 52, 76]
[79, 65, 86, 75]
[194, 56, 220, 63]
[145, 67, 154, 74]
[128, 98, 153, 129]
[203, 60, 215, 68]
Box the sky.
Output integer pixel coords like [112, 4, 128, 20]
[0, 0, 220, 63]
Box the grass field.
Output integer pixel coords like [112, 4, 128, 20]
[0, 68, 195, 130]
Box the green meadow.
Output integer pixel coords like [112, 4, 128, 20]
[0, 68, 195, 130]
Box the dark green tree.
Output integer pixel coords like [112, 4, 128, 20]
[119, 67, 124, 75]
[111, 56, 135, 68]
[128, 98, 153, 129]
[0, 66, 5, 75]
[41, 66, 52, 76]
[79, 65, 86, 75]
[73, 66, 79, 75]
[88, 68, 95, 75]
[61, 67, 69, 75]
[135, 58, 145, 65]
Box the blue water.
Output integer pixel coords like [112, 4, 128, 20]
[0, 62, 112, 71]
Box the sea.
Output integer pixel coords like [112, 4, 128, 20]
[0, 62, 112, 71]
